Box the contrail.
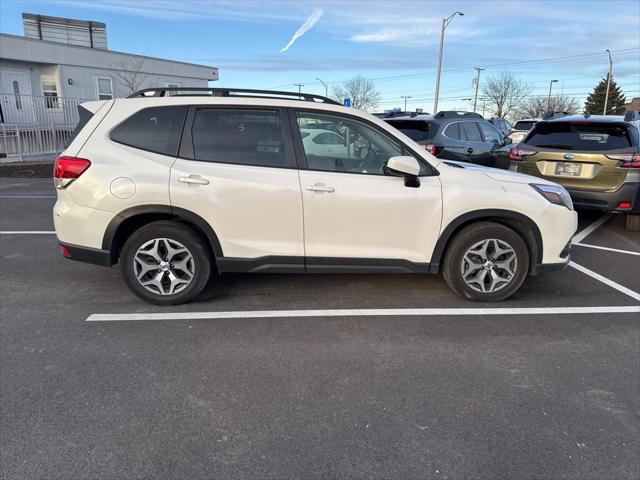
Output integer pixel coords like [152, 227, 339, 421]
[279, 8, 323, 53]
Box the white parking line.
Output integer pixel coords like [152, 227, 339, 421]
[0, 231, 56, 234]
[569, 261, 640, 301]
[574, 242, 640, 256]
[86, 305, 640, 322]
[572, 214, 612, 244]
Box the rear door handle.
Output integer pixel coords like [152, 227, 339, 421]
[304, 183, 335, 193]
[467, 148, 475, 153]
[179, 175, 209, 185]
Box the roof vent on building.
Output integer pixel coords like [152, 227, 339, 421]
[22, 12, 108, 49]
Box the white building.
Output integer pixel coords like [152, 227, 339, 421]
[0, 13, 218, 160]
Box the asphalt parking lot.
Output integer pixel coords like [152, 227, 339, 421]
[1, 178, 638, 480]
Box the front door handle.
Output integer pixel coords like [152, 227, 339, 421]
[304, 183, 335, 193]
[179, 175, 209, 185]
[467, 148, 475, 154]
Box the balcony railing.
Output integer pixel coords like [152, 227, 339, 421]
[0, 94, 90, 126]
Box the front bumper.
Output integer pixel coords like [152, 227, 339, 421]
[566, 182, 640, 214]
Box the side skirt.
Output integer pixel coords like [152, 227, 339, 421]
[217, 256, 431, 274]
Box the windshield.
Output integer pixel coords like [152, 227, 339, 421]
[514, 121, 536, 131]
[525, 122, 633, 151]
[385, 120, 433, 142]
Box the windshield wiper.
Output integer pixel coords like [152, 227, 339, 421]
[535, 143, 575, 150]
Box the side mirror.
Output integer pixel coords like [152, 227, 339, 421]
[386, 156, 420, 176]
[503, 136, 513, 145]
[386, 156, 421, 188]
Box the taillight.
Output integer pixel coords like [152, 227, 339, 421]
[605, 152, 640, 168]
[424, 144, 443, 156]
[508, 146, 538, 161]
[54, 156, 91, 189]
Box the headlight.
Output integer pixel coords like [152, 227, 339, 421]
[531, 184, 573, 210]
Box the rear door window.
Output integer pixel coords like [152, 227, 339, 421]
[385, 120, 433, 142]
[525, 122, 633, 150]
[110, 106, 187, 156]
[191, 109, 288, 167]
[461, 122, 483, 142]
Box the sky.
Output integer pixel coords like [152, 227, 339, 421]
[1, 0, 639, 115]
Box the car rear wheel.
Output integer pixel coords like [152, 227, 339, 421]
[121, 221, 212, 305]
[625, 214, 640, 232]
[442, 222, 530, 302]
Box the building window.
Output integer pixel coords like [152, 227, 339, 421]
[12, 80, 22, 110]
[96, 77, 113, 100]
[41, 75, 59, 109]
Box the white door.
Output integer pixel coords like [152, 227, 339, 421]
[293, 110, 443, 263]
[170, 107, 304, 262]
[0, 69, 35, 124]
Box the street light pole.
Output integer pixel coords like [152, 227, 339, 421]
[603, 49, 613, 115]
[316, 78, 328, 97]
[433, 11, 464, 114]
[473, 67, 484, 113]
[547, 79, 558, 111]
[401, 96, 412, 111]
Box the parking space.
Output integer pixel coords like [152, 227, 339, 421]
[1, 178, 639, 479]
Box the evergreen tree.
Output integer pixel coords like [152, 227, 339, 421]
[584, 74, 626, 114]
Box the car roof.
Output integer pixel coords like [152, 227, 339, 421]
[515, 118, 541, 122]
[541, 114, 627, 124]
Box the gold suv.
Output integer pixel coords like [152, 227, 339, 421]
[509, 111, 640, 231]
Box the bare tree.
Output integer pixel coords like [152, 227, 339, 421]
[482, 72, 532, 118]
[113, 57, 148, 96]
[332, 75, 381, 111]
[518, 95, 581, 119]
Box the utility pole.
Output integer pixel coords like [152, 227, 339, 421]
[472, 67, 484, 113]
[547, 79, 558, 111]
[294, 83, 304, 99]
[603, 49, 613, 115]
[316, 78, 328, 97]
[401, 96, 412, 111]
[482, 98, 486, 117]
[433, 11, 464, 114]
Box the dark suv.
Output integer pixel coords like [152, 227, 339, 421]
[488, 117, 513, 137]
[384, 111, 512, 169]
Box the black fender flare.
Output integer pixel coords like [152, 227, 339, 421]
[102, 205, 224, 263]
[429, 209, 543, 273]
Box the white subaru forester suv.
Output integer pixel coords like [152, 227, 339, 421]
[54, 88, 577, 305]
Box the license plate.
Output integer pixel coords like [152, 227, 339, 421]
[554, 162, 581, 176]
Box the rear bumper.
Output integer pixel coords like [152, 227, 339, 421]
[567, 182, 640, 214]
[59, 242, 112, 267]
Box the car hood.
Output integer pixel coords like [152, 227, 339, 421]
[438, 160, 557, 186]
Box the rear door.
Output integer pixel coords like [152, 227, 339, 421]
[170, 107, 304, 261]
[523, 121, 637, 191]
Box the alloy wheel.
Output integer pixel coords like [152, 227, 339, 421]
[133, 238, 195, 295]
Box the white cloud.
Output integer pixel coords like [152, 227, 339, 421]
[279, 8, 324, 53]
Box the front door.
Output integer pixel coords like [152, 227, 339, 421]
[170, 107, 304, 266]
[0, 69, 35, 124]
[292, 110, 443, 265]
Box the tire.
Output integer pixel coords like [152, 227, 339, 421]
[120, 220, 212, 305]
[442, 222, 530, 302]
[625, 214, 640, 232]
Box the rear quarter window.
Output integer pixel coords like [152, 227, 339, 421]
[110, 106, 188, 156]
[525, 122, 634, 151]
[385, 120, 433, 143]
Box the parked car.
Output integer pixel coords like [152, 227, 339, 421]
[509, 111, 640, 231]
[508, 118, 541, 144]
[384, 111, 513, 169]
[53, 87, 576, 305]
[488, 117, 513, 137]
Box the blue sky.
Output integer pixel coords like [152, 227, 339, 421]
[1, 0, 639, 113]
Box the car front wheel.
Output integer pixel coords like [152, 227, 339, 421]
[121, 221, 212, 305]
[442, 222, 530, 302]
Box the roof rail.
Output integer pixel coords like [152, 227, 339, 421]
[624, 110, 640, 122]
[434, 111, 482, 119]
[127, 87, 342, 105]
[542, 111, 569, 120]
